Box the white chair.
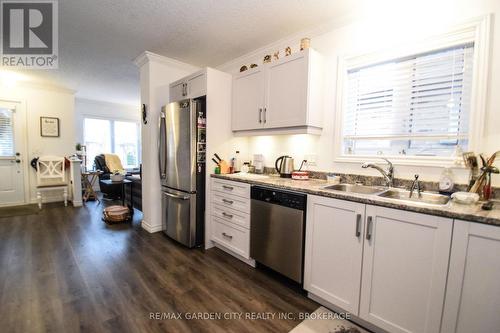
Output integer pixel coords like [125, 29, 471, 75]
[36, 156, 68, 209]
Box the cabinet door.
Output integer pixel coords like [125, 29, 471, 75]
[304, 195, 365, 314]
[265, 51, 308, 128]
[170, 81, 186, 103]
[441, 220, 500, 333]
[360, 206, 452, 333]
[232, 68, 265, 131]
[187, 72, 206, 98]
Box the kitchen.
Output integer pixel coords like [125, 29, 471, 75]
[144, 2, 500, 331]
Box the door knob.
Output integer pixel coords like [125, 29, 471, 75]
[15, 159, 21, 163]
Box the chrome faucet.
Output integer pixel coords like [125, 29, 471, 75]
[362, 158, 394, 187]
[409, 174, 422, 198]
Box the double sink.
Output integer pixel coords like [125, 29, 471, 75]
[323, 184, 450, 206]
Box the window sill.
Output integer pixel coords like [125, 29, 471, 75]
[334, 155, 466, 169]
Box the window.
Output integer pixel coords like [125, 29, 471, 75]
[341, 43, 474, 158]
[83, 117, 140, 170]
[0, 108, 14, 157]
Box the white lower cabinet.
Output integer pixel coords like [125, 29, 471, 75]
[441, 220, 500, 333]
[304, 196, 365, 314]
[360, 205, 453, 333]
[305, 195, 453, 333]
[211, 217, 250, 258]
[210, 179, 252, 263]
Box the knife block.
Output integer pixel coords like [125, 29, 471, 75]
[219, 160, 231, 174]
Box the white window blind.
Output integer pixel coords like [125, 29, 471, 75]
[343, 43, 474, 157]
[0, 108, 14, 157]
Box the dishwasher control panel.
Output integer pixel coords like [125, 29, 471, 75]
[251, 186, 306, 211]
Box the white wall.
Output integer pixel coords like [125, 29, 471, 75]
[217, 0, 500, 186]
[135, 52, 199, 232]
[0, 82, 76, 203]
[74, 98, 139, 144]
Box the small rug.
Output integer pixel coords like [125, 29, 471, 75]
[0, 204, 40, 218]
[290, 307, 369, 333]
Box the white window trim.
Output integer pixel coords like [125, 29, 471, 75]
[82, 115, 142, 169]
[333, 14, 491, 167]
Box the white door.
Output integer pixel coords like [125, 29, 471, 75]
[441, 220, 500, 333]
[265, 51, 308, 128]
[232, 68, 265, 131]
[0, 101, 26, 206]
[360, 205, 452, 333]
[304, 195, 365, 314]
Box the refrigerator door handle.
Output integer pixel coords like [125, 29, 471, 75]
[158, 111, 167, 179]
[163, 191, 190, 200]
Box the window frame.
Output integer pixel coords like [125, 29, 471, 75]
[82, 115, 141, 170]
[334, 15, 491, 167]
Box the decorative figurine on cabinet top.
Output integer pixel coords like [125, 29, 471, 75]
[273, 51, 279, 60]
[250, 63, 258, 68]
[300, 38, 310, 50]
[239, 65, 248, 72]
[263, 54, 271, 63]
[285, 46, 292, 56]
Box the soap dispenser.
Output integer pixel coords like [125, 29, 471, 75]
[439, 168, 455, 194]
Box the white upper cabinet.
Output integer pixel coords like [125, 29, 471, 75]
[231, 49, 323, 135]
[187, 72, 206, 98]
[360, 205, 453, 333]
[304, 195, 365, 314]
[169, 69, 207, 103]
[232, 68, 265, 131]
[441, 220, 500, 333]
[169, 81, 185, 103]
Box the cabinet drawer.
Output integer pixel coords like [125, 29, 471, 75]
[211, 217, 249, 258]
[212, 204, 250, 229]
[212, 179, 250, 198]
[212, 192, 250, 214]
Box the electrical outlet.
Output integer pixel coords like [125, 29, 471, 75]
[305, 154, 317, 166]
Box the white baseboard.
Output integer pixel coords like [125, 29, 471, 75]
[29, 197, 65, 204]
[72, 200, 83, 207]
[213, 242, 256, 267]
[141, 219, 163, 233]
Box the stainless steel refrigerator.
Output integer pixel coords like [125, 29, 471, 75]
[159, 97, 206, 248]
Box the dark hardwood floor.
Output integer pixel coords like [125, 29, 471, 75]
[0, 200, 317, 333]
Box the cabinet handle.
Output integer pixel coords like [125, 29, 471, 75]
[222, 199, 234, 204]
[355, 214, 362, 237]
[259, 108, 262, 123]
[222, 185, 234, 190]
[222, 212, 233, 219]
[222, 232, 233, 239]
[366, 216, 373, 240]
[263, 107, 267, 124]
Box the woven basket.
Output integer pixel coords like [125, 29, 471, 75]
[103, 205, 130, 223]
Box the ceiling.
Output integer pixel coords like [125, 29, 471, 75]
[9, 0, 356, 105]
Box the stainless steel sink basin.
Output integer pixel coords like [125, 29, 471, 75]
[324, 184, 387, 195]
[378, 189, 450, 206]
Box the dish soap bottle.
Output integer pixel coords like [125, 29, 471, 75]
[439, 168, 455, 194]
[233, 151, 241, 173]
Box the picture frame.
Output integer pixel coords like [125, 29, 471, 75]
[40, 117, 60, 137]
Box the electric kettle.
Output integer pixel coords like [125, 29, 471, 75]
[275, 155, 294, 178]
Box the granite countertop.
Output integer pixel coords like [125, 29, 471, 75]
[211, 173, 500, 227]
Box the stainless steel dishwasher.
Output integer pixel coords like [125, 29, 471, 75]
[250, 186, 306, 283]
